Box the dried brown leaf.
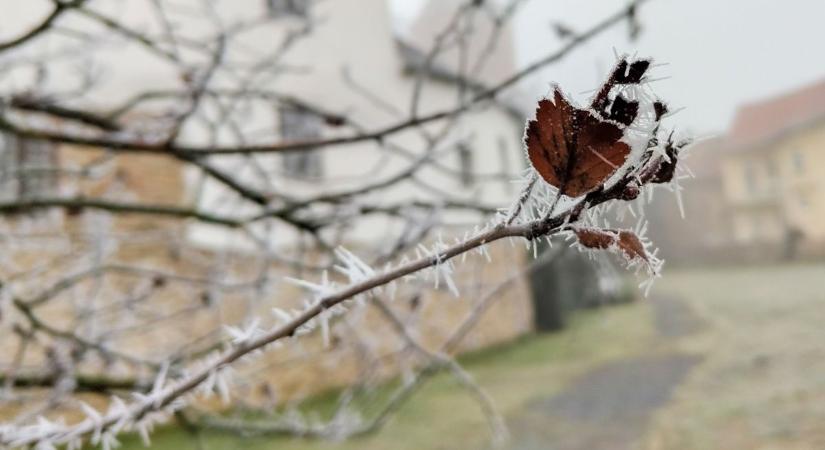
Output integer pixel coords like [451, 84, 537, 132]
[525, 88, 631, 197]
[616, 230, 647, 261]
[574, 228, 614, 250]
[574, 228, 648, 262]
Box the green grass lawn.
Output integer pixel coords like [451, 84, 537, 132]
[118, 262, 825, 450]
[119, 300, 656, 450]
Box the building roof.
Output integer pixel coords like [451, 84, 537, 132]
[728, 77, 825, 150]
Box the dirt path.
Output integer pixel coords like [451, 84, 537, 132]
[507, 296, 706, 450]
[650, 294, 705, 338]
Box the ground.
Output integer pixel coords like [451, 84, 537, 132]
[642, 263, 825, 450]
[119, 263, 825, 450]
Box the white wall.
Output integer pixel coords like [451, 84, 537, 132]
[0, 0, 527, 250]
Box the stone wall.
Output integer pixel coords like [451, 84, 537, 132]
[0, 149, 535, 411]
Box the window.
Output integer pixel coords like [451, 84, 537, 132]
[792, 150, 805, 174]
[457, 144, 474, 186]
[752, 215, 763, 240]
[266, 0, 309, 17]
[765, 157, 778, 178]
[0, 132, 56, 200]
[279, 106, 323, 179]
[744, 161, 757, 193]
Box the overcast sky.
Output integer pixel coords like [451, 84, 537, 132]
[390, 0, 825, 136]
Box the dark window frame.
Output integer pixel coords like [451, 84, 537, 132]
[278, 105, 323, 180]
[457, 144, 475, 187]
[0, 132, 57, 200]
[266, 0, 310, 17]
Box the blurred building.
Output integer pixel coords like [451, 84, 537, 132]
[0, 0, 526, 248]
[645, 137, 732, 263]
[648, 78, 825, 263]
[0, 0, 538, 402]
[183, 0, 527, 249]
[720, 78, 825, 259]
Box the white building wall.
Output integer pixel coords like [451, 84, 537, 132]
[1, 0, 527, 249]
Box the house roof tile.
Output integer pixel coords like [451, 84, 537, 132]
[728, 77, 825, 150]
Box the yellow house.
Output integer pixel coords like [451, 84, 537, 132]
[720, 78, 825, 256]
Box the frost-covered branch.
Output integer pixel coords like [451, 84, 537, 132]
[0, 0, 687, 447]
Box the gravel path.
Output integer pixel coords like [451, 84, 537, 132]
[507, 296, 706, 450]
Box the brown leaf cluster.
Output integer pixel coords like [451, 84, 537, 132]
[574, 228, 648, 262]
[525, 88, 631, 197]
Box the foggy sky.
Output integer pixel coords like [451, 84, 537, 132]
[391, 0, 825, 136]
